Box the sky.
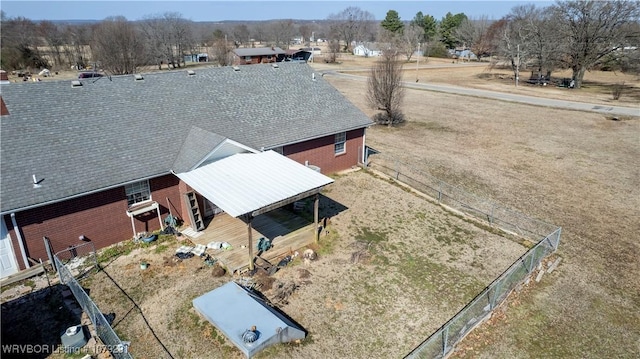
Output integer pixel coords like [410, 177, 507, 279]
[1, 0, 555, 22]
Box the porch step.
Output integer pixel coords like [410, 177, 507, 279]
[181, 227, 204, 239]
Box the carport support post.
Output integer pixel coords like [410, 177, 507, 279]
[246, 214, 254, 271]
[314, 194, 320, 243]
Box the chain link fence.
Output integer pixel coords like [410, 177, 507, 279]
[362, 150, 561, 358]
[54, 242, 133, 359]
[366, 152, 559, 239]
[405, 228, 561, 359]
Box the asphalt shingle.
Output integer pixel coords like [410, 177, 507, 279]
[0, 62, 372, 213]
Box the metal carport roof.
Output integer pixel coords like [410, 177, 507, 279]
[174, 151, 334, 218]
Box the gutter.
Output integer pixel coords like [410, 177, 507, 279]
[10, 213, 30, 269]
[0, 171, 172, 216]
[264, 123, 372, 150]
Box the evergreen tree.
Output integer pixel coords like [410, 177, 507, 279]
[381, 10, 404, 34]
[411, 11, 438, 41]
[440, 12, 467, 48]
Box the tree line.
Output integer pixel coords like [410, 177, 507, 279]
[1, 0, 638, 89]
[367, 0, 638, 126]
[375, 0, 639, 89]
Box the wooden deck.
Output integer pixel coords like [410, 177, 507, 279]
[186, 208, 316, 273]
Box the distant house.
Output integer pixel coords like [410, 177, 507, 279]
[353, 44, 382, 57]
[0, 63, 372, 277]
[449, 48, 478, 61]
[184, 53, 209, 63]
[284, 49, 311, 62]
[299, 47, 322, 56]
[232, 47, 286, 65]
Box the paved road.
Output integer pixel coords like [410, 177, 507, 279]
[323, 70, 640, 117]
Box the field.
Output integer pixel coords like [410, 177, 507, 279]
[317, 58, 639, 358]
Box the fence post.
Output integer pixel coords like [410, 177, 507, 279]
[442, 325, 449, 356]
[490, 278, 503, 310]
[43, 236, 56, 272]
[438, 181, 442, 203]
[527, 249, 534, 273]
[550, 227, 561, 251]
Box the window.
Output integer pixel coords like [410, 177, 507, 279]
[334, 132, 346, 154]
[125, 180, 151, 206]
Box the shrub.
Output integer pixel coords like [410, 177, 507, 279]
[611, 82, 625, 100]
[428, 42, 450, 59]
[373, 111, 405, 126]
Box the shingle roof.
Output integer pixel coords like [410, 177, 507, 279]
[172, 127, 226, 174]
[0, 62, 372, 213]
[233, 47, 286, 57]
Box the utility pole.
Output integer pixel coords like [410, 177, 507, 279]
[416, 42, 420, 82]
[516, 44, 520, 87]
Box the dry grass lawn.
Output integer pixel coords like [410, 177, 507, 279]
[80, 170, 527, 359]
[320, 65, 639, 358]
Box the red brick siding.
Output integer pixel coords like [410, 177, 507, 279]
[5, 174, 181, 270]
[233, 55, 277, 65]
[284, 128, 365, 174]
[3, 129, 367, 270]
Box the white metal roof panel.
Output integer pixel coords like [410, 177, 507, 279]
[193, 281, 306, 358]
[175, 151, 334, 217]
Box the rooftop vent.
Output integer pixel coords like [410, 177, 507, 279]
[272, 63, 279, 69]
[134, 74, 144, 81]
[233, 66, 240, 72]
[71, 80, 82, 88]
[187, 70, 195, 76]
[32, 174, 43, 188]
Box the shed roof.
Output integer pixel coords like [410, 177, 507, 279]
[0, 62, 371, 214]
[193, 281, 306, 358]
[175, 150, 334, 218]
[233, 47, 286, 57]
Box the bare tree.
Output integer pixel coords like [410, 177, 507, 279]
[551, 0, 640, 89]
[139, 12, 195, 70]
[400, 24, 423, 61]
[327, 39, 341, 63]
[328, 6, 375, 52]
[91, 16, 145, 74]
[298, 24, 314, 45]
[37, 21, 66, 69]
[456, 15, 494, 59]
[232, 24, 250, 47]
[520, 5, 563, 81]
[210, 29, 231, 65]
[367, 47, 405, 126]
[62, 23, 92, 70]
[267, 20, 295, 49]
[0, 14, 47, 71]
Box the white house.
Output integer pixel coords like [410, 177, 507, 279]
[353, 44, 382, 57]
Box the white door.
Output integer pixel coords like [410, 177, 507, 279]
[0, 218, 20, 278]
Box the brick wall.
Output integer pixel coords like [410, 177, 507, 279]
[5, 174, 181, 270]
[284, 128, 365, 174]
[3, 129, 366, 270]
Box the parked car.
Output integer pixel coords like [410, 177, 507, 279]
[78, 72, 104, 79]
